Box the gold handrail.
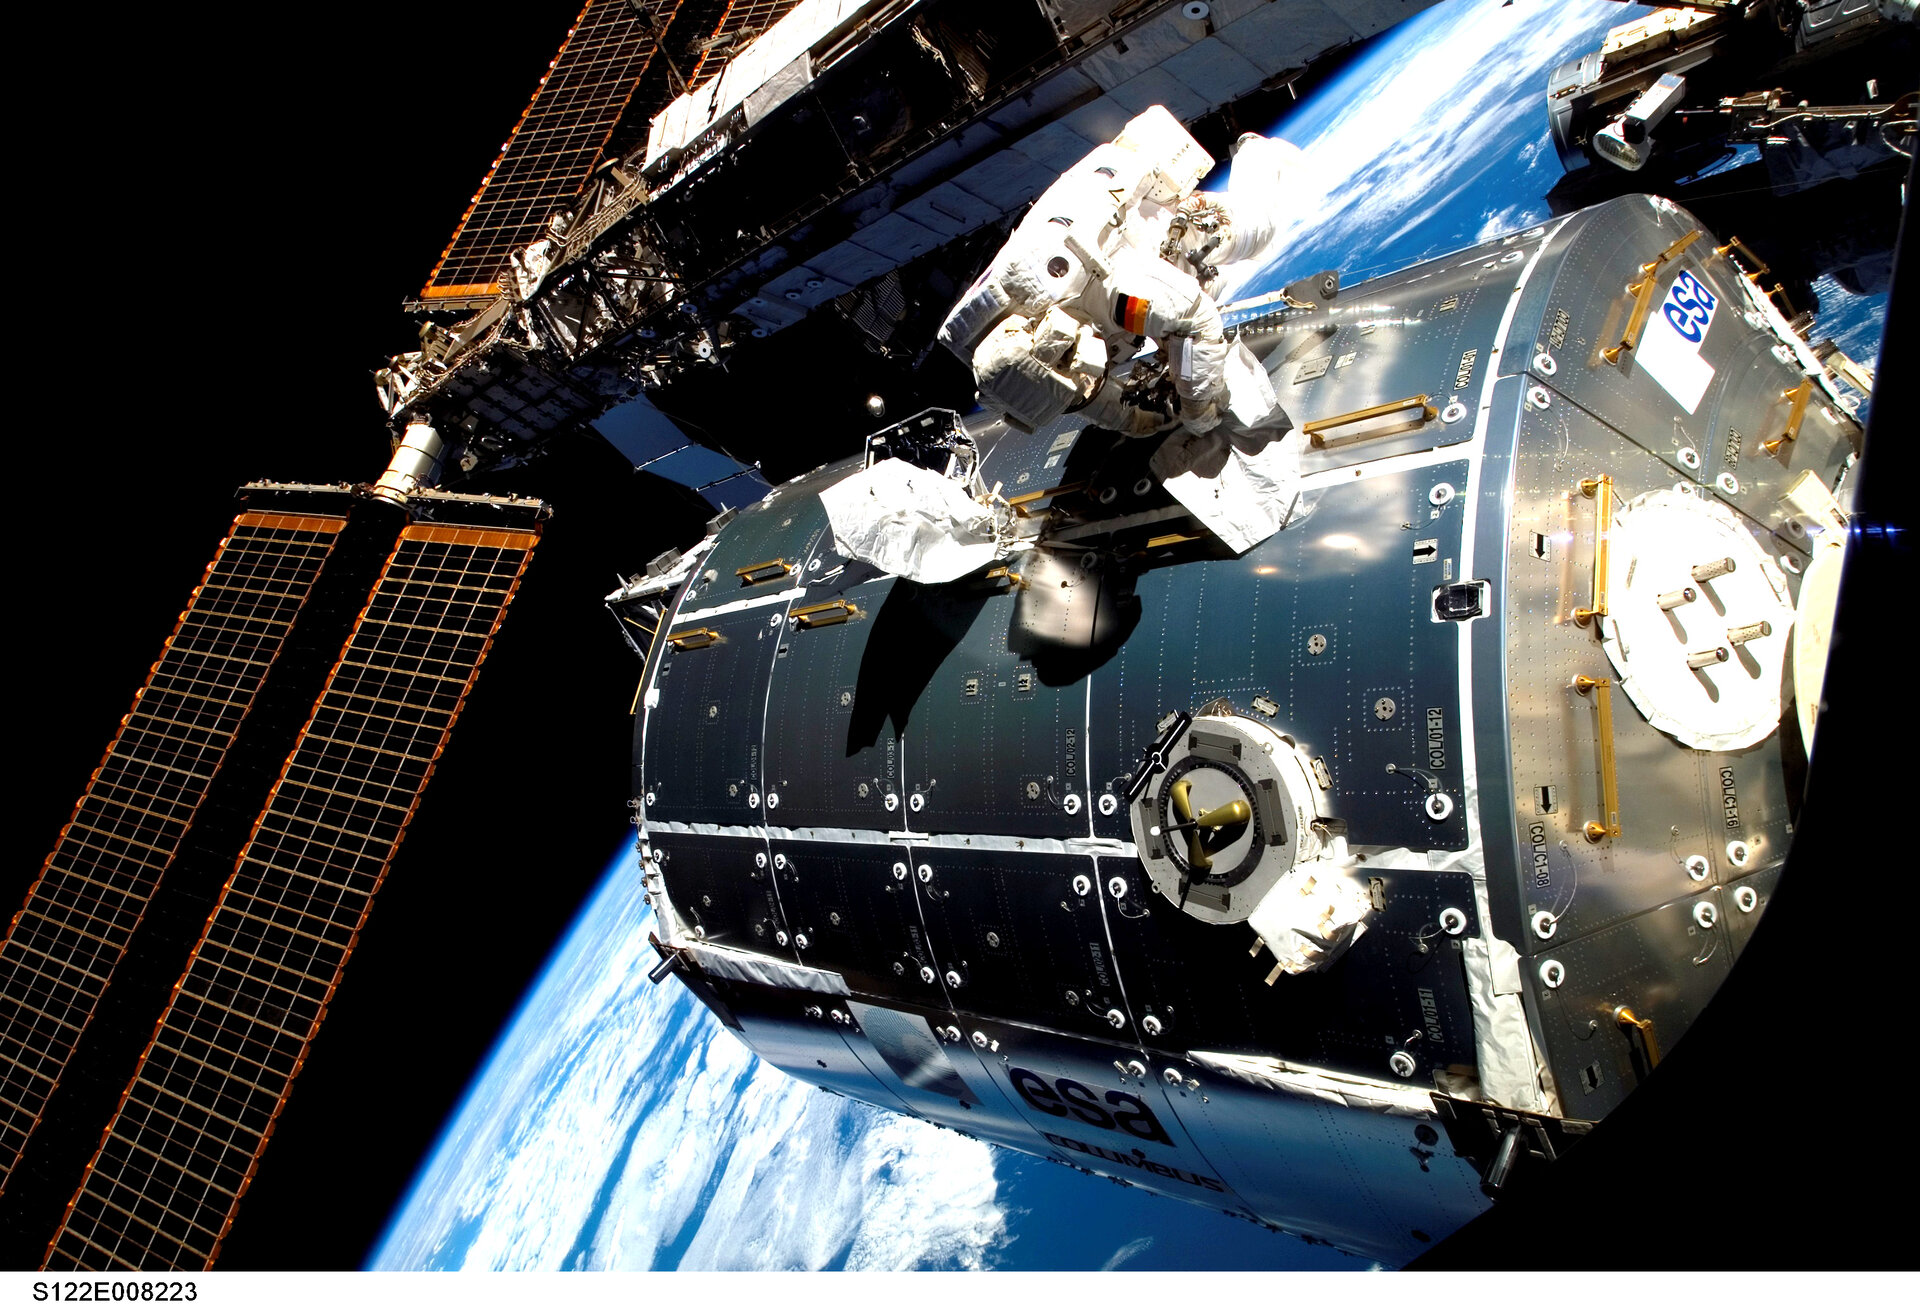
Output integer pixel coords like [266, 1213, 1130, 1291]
[1614, 1005, 1660, 1070]
[668, 627, 722, 650]
[1713, 235, 1768, 278]
[1301, 395, 1436, 446]
[735, 558, 792, 585]
[792, 599, 860, 629]
[1761, 380, 1814, 455]
[1006, 481, 1087, 518]
[1573, 675, 1621, 842]
[1601, 228, 1701, 365]
[1572, 476, 1614, 625]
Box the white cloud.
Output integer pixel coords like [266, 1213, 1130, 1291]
[1219, 0, 1633, 297]
[1472, 202, 1542, 245]
[372, 848, 1007, 1272]
[1101, 1236, 1154, 1271]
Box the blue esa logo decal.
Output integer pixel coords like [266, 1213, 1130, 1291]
[1661, 269, 1717, 344]
[1008, 1067, 1171, 1146]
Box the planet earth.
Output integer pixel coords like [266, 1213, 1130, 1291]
[368, 0, 1887, 1271]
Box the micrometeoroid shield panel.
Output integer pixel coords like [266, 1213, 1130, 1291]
[766, 838, 932, 1001]
[638, 194, 1846, 1263]
[1083, 461, 1473, 853]
[1094, 852, 1481, 1077]
[910, 847, 1131, 1040]
[1481, 195, 1848, 1122]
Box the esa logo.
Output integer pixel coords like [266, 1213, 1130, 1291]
[1008, 1067, 1171, 1146]
[1661, 269, 1717, 344]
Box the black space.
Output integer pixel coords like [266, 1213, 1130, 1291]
[10, 0, 1912, 1275]
[11, 0, 719, 1269]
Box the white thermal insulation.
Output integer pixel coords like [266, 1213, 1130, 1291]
[1189, 1051, 1438, 1117]
[1245, 867, 1371, 976]
[819, 457, 1007, 583]
[1150, 416, 1302, 554]
[1462, 936, 1548, 1113]
[686, 940, 851, 996]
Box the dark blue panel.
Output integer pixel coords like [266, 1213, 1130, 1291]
[914, 848, 1125, 1041]
[769, 839, 936, 1002]
[762, 576, 903, 830]
[642, 605, 782, 824]
[651, 830, 793, 962]
[1087, 463, 1472, 852]
[1097, 857, 1481, 1081]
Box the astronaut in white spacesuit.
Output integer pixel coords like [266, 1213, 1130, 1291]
[937, 104, 1303, 443]
[824, 108, 1310, 581]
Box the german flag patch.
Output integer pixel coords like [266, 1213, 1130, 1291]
[1114, 292, 1151, 336]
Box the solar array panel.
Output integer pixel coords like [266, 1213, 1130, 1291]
[0, 509, 346, 1198]
[42, 520, 541, 1269]
[419, 0, 686, 303]
[685, 0, 805, 87]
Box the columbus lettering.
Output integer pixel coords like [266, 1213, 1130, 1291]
[1042, 1130, 1226, 1192]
